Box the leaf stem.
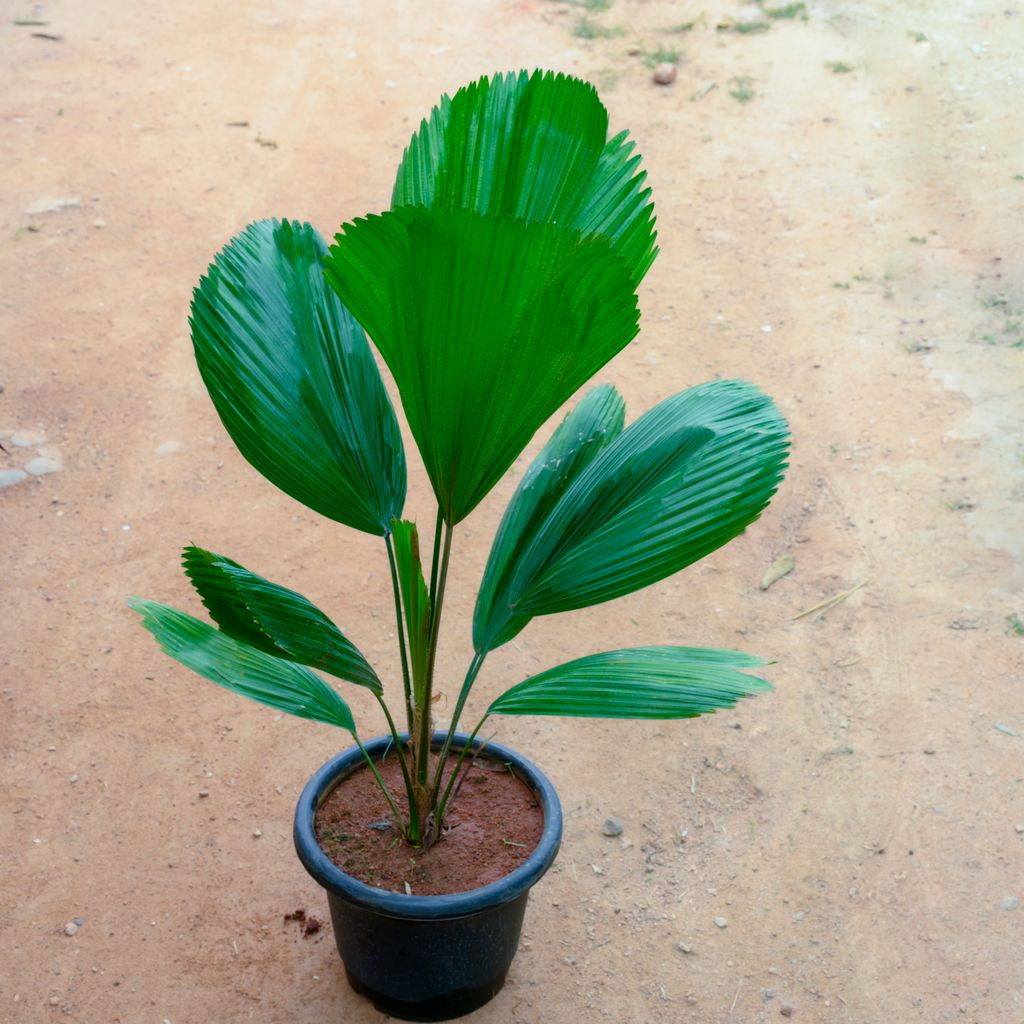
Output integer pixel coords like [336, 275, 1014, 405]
[435, 714, 489, 825]
[430, 649, 486, 803]
[373, 694, 418, 840]
[428, 505, 443, 610]
[417, 519, 453, 791]
[385, 532, 414, 732]
[354, 735, 405, 829]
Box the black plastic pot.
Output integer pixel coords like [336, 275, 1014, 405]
[294, 732, 562, 1022]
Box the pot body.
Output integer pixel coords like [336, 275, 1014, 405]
[294, 732, 562, 1022]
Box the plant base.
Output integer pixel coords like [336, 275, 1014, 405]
[294, 732, 562, 1022]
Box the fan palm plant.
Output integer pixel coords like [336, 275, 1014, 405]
[130, 70, 789, 851]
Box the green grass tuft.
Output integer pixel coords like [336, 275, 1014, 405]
[763, 2, 806, 18]
[826, 60, 855, 73]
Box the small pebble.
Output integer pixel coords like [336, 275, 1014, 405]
[198, 788, 210, 798]
[155, 440, 184, 457]
[253, 828, 262, 838]
[64, 922, 79, 936]
[714, 916, 728, 928]
[49, 996, 60, 1005]
[1001, 895, 1020, 911]
[653, 62, 677, 85]
[1015, 824, 1024, 834]
[0, 469, 28, 489]
[69, 773, 79, 783]
[25, 196, 80, 214]
[26, 456, 62, 476]
[780, 1005, 796, 1018]
[675, 942, 694, 954]
[10, 429, 46, 447]
[602, 817, 624, 837]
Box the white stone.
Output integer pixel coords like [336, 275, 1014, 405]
[0, 469, 28, 488]
[155, 440, 184, 457]
[25, 197, 80, 214]
[25, 456, 62, 476]
[9, 429, 46, 447]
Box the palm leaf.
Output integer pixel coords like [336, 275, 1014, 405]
[324, 206, 639, 525]
[181, 546, 382, 694]
[488, 646, 772, 719]
[392, 69, 657, 283]
[473, 384, 625, 653]
[189, 218, 406, 535]
[475, 379, 789, 648]
[128, 598, 357, 732]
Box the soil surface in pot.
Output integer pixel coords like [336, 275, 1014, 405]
[314, 751, 544, 895]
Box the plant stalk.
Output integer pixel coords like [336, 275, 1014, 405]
[430, 649, 486, 804]
[385, 532, 414, 733]
[435, 714, 489, 825]
[354, 735, 404, 828]
[373, 694, 418, 841]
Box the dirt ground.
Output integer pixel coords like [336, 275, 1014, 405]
[2, 1, 1022, 1021]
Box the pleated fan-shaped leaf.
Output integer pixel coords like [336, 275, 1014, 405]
[181, 546, 382, 694]
[473, 384, 625, 653]
[128, 598, 357, 733]
[488, 646, 772, 719]
[324, 206, 640, 525]
[189, 218, 406, 535]
[475, 379, 789, 648]
[392, 69, 658, 284]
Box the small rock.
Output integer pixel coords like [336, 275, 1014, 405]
[675, 942, 694, 954]
[367, 818, 391, 831]
[93, 217, 106, 228]
[713, 916, 728, 928]
[9, 429, 46, 447]
[780, 1005, 796, 1017]
[198, 788, 209, 798]
[155, 440, 184, 457]
[653, 63, 677, 85]
[25, 196, 80, 214]
[0, 469, 28, 489]
[792, 910, 805, 922]
[1015, 824, 1024, 834]
[69, 773, 79, 783]
[64, 922, 79, 936]
[26, 456, 62, 476]
[760, 554, 795, 590]
[602, 817, 624, 837]
[49, 996, 60, 1005]
[252, 828, 262, 838]
[1001, 895, 1020, 911]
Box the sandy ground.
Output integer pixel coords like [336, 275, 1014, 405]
[2, 1, 1023, 1021]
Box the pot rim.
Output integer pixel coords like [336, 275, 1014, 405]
[294, 731, 563, 920]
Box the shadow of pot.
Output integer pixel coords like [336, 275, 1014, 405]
[294, 731, 563, 1022]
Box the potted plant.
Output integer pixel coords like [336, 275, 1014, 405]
[130, 69, 789, 1021]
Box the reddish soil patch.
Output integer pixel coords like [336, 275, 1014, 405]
[314, 751, 544, 896]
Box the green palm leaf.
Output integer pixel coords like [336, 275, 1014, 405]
[324, 206, 640, 525]
[181, 546, 382, 694]
[488, 646, 771, 719]
[128, 598, 357, 732]
[473, 384, 625, 653]
[189, 218, 406, 535]
[475, 379, 789, 648]
[392, 69, 657, 283]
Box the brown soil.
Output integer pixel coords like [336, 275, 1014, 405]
[3, 2, 1023, 1022]
[314, 751, 544, 895]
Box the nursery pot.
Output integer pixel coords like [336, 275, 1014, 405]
[294, 732, 563, 1022]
